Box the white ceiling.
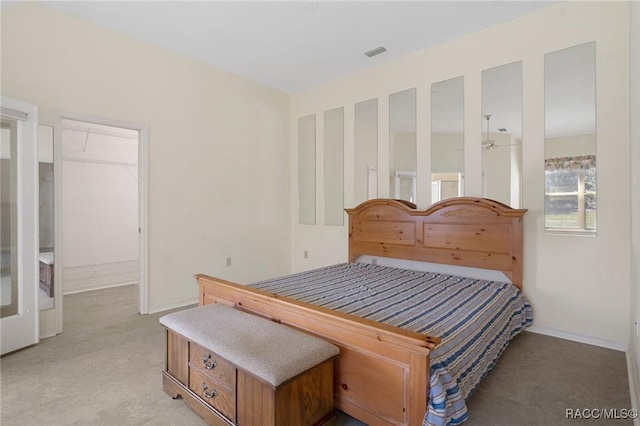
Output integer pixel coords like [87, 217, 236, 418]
[41, 1, 558, 94]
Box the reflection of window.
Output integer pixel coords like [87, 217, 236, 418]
[545, 155, 596, 231]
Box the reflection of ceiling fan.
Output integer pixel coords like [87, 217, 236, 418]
[482, 114, 498, 150]
[482, 114, 518, 151]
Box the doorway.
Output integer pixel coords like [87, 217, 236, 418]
[47, 117, 148, 336]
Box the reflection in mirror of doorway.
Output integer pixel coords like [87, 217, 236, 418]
[481, 61, 523, 208]
[389, 88, 416, 203]
[431, 173, 463, 204]
[431, 76, 464, 203]
[354, 98, 378, 206]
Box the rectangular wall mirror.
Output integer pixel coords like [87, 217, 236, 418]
[389, 88, 417, 203]
[324, 107, 344, 225]
[38, 125, 54, 310]
[481, 61, 522, 208]
[354, 98, 378, 206]
[431, 76, 464, 203]
[544, 42, 596, 233]
[298, 115, 316, 225]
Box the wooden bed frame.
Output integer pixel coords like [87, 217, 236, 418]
[195, 197, 527, 426]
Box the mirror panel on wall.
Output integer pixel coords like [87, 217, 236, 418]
[431, 76, 464, 203]
[324, 107, 344, 225]
[389, 88, 417, 203]
[298, 115, 316, 225]
[481, 61, 523, 208]
[354, 98, 378, 206]
[38, 125, 55, 310]
[544, 42, 596, 233]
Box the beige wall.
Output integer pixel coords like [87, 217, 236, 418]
[1, 4, 291, 312]
[290, 2, 631, 347]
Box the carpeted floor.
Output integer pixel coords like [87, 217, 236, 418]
[0, 285, 632, 425]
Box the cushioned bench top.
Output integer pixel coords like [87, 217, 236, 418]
[39, 252, 54, 265]
[159, 303, 339, 387]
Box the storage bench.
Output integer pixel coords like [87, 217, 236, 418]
[39, 252, 54, 298]
[159, 303, 339, 426]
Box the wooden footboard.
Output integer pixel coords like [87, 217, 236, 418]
[195, 274, 439, 426]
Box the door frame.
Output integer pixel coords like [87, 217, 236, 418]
[52, 113, 149, 334]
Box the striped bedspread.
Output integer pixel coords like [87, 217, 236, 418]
[250, 262, 532, 426]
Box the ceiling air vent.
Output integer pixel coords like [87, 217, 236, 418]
[364, 46, 387, 58]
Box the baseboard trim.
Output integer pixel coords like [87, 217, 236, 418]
[63, 280, 138, 295]
[63, 260, 139, 294]
[626, 348, 640, 426]
[527, 326, 628, 352]
[148, 297, 198, 315]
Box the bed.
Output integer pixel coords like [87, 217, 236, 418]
[195, 197, 530, 426]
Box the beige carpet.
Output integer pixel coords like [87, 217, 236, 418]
[0, 285, 632, 425]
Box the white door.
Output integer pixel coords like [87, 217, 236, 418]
[0, 97, 39, 355]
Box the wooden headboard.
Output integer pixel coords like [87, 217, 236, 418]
[345, 197, 527, 289]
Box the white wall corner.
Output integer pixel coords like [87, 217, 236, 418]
[629, 0, 640, 423]
[526, 325, 628, 352]
[626, 347, 640, 426]
[148, 297, 198, 315]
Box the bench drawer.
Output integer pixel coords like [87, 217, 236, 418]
[189, 366, 236, 422]
[161, 304, 338, 426]
[190, 342, 236, 388]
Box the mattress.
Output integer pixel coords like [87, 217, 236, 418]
[250, 262, 533, 426]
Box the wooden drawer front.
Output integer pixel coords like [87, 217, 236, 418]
[189, 367, 236, 422]
[190, 343, 236, 388]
